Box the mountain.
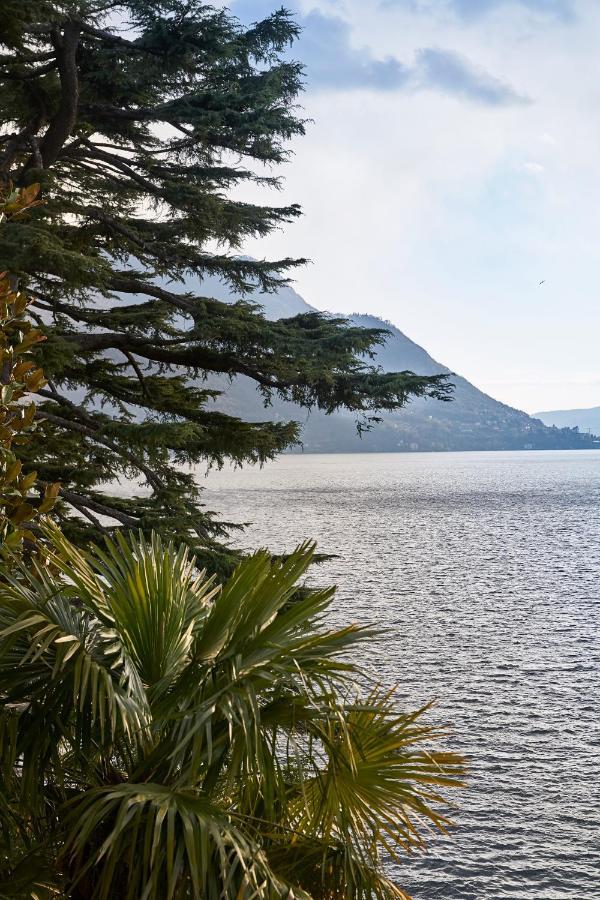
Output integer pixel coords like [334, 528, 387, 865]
[101, 267, 599, 452]
[176, 276, 598, 453]
[534, 406, 600, 435]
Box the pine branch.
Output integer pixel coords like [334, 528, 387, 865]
[0, 0, 452, 564]
[58, 490, 140, 527]
[73, 19, 162, 55]
[64, 492, 109, 533]
[121, 351, 149, 397]
[37, 409, 164, 493]
[0, 51, 56, 63]
[0, 61, 57, 80]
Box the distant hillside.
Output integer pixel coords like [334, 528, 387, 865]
[177, 275, 598, 453]
[104, 267, 599, 452]
[535, 406, 600, 435]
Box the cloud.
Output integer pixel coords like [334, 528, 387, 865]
[299, 11, 410, 91]
[237, 7, 526, 104]
[449, 0, 573, 18]
[300, 13, 527, 104]
[523, 161, 545, 173]
[230, 6, 410, 90]
[413, 47, 529, 105]
[228, 0, 600, 412]
[382, 0, 574, 21]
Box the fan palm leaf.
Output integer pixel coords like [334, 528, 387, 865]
[0, 528, 465, 898]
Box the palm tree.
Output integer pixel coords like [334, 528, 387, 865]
[0, 525, 464, 899]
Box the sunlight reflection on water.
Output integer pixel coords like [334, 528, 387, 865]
[203, 450, 600, 900]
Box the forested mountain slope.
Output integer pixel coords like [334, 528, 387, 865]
[183, 275, 597, 452]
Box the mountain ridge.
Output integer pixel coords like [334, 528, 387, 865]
[182, 274, 598, 452]
[534, 405, 600, 435]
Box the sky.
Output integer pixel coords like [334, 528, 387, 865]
[227, 0, 600, 414]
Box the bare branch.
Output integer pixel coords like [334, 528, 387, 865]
[0, 51, 56, 63]
[59, 490, 140, 527]
[0, 61, 58, 80]
[0, 117, 46, 177]
[64, 493, 109, 533]
[74, 18, 163, 56]
[122, 350, 149, 397]
[61, 330, 286, 389]
[69, 142, 161, 196]
[108, 275, 194, 312]
[36, 407, 164, 493]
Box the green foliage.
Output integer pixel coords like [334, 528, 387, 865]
[0, 528, 464, 898]
[0, 1, 451, 565]
[0, 183, 59, 553]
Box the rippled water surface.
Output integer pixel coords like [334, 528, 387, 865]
[203, 451, 600, 899]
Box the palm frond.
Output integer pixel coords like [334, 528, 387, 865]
[0, 561, 150, 766]
[0, 529, 466, 899]
[292, 690, 466, 859]
[61, 783, 292, 900]
[45, 524, 219, 695]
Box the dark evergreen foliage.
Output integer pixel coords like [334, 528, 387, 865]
[0, 1, 450, 567]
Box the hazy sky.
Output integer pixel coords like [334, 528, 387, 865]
[223, 0, 600, 414]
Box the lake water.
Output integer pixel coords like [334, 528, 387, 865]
[203, 450, 600, 900]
